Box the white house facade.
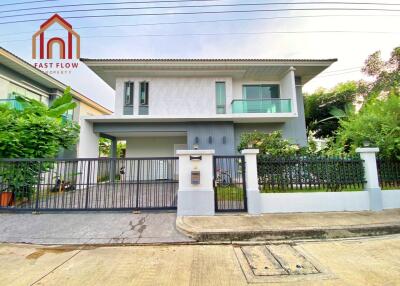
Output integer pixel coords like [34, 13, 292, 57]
[78, 58, 336, 158]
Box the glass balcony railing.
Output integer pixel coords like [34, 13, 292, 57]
[0, 99, 24, 111]
[231, 99, 292, 114]
[61, 113, 73, 122]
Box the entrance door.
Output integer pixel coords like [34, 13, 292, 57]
[213, 155, 247, 212]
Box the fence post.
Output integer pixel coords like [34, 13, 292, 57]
[85, 160, 91, 210]
[241, 149, 261, 215]
[34, 160, 41, 213]
[356, 147, 382, 211]
[176, 150, 215, 216]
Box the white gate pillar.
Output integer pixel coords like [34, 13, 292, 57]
[356, 147, 382, 211]
[177, 150, 215, 216]
[241, 149, 261, 215]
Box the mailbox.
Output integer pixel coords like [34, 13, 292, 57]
[191, 171, 200, 185]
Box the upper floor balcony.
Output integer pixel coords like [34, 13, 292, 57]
[231, 99, 292, 114]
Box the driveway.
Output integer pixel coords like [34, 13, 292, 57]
[0, 212, 193, 245]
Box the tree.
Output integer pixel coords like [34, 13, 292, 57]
[0, 88, 80, 201]
[0, 87, 80, 158]
[328, 92, 400, 159]
[99, 138, 126, 158]
[238, 131, 300, 156]
[362, 47, 400, 96]
[304, 81, 358, 138]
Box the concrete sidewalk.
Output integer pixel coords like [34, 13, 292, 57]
[177, 209, 400, 241]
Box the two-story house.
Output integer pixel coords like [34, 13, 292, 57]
[0, 47, 112, 158]
[78, 58, 336, 158]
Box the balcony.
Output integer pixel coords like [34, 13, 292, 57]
[61, 113, 73, 122]
[231, 99, 292, 114]
[0, 99, 24, 111]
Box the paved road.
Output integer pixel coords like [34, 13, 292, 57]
[0, 235, 399, 285]
[0, 212, 193, 244]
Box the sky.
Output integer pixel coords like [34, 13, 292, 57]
[1, 0, 399, 112]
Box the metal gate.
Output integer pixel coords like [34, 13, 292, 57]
[213, 155, 247, 212]
[0, 157, 178, 212]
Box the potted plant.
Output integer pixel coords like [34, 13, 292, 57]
[0, 190, 14, 207]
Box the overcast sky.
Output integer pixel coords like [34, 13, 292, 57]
[1, 0, 399, 111]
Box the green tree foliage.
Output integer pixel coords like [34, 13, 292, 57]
[238, 131, 300, 156]
[329, 92, 400, 159]
[99, 138, 126, 158]
[0, 87, 80, 158]
[304, 81, 358, 138]
[362, 47, 400, 96]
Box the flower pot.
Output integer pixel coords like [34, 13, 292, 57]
[0, 192, 14, 207]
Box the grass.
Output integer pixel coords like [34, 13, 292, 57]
[216, 185, 244, 201]
[260, 186, 363, 193]
[215, 185, 366, 200]
[382, 186, 400, 191]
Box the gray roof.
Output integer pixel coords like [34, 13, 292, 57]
[81, 58, 337, 63]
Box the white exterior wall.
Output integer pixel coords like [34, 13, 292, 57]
[116, 77, 232, 116]
[0, 77, 8, 100]
[126, 136, 187, 157]
[115, 75, 297, 116]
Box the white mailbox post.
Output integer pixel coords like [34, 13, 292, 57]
[176, 150, 215, 216]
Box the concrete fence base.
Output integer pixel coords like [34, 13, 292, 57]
[174, 147, 399, 216]
[259, 190, 400, 213]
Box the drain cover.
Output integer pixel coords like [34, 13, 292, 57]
[235, 244, 332, 283]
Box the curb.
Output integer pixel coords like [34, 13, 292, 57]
[176, 217, 400, 242]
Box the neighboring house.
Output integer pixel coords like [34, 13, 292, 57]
[79, 58, 336, 157]
[0, 47, 112, 157]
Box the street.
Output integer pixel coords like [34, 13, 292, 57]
[1, 235, 399, 286]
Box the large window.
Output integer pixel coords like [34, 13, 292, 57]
[242, 84, 280, 100]
[215, 82, 226, 114]
[139, 81, 149, 115]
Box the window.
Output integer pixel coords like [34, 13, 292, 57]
[242, 84, 280, 100]
[139, 82, 149, 115]
[139, 82, 149, 106]
[124, 82, 134, 106]
[215, 82, 226, 114]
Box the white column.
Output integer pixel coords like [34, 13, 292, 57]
[280, 67, 298, 115]
[241, 149, 261, 215]
[356, 147, 382, 211]
[114, 79, 124, 116]
[177, 150, 215, 216]
[77, 118, 99, 158]
[77, 118, 99, 188]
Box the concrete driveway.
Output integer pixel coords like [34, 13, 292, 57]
[0, 212, 193, 245]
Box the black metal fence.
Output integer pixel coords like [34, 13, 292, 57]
[377, 159, 400, 189]
[258, 155, 365, 193]
[213, 155, 247, 212]
[0, 157, 178, 211]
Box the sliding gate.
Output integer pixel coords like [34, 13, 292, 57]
[0, 157, 178, 212]
[213, 155, 247, 212]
